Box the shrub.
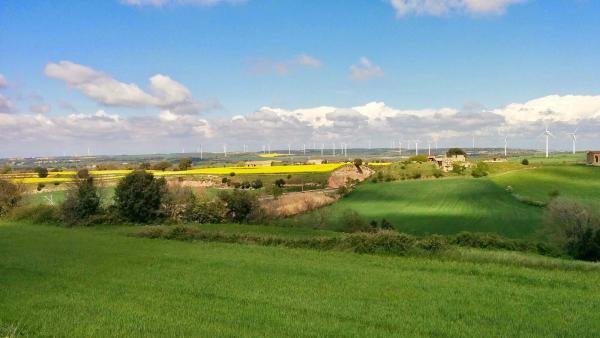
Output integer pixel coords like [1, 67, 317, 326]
[0, 164, 11, 174]
[432, 167, 444, 178]
[240, 181, 251, 189]
[76, 168, 90, 179]
[162, 185, 197, 222]
[0, 180, 21, 217]
[344, 231, 416, 255]
[221, 177, 229, 184]
[521, 158, 529, 165]
[218, 189, 259, 223]
[179, 158, 192, 171]
[471, 161, 489, 178]
[251, 179, 263, 189]
[542, 198, 600, 261]
[339, 209, 370, 233]
[416, 235, 448, 253]
[37, 183, 45, 191]
[61, 177, 101, 225]
[451, 163, 466, 175]
[353, 158, 363, 173]
[274, 178, 286, 188]
[8, 204, 60, 224]
[412, 172, 422, 179]
[191, 200, 228, 223]
[114, 170, 167, 223]
[152, 160, 172, 171]
[34, 166, 48, 178]
[380, 218, 394, 230]
[229, 172, 236, 177]
[446, 148, 466, 157]
[408, 155, 428, 163]
[336, 185, 350, 197]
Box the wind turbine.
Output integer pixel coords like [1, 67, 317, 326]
[567, 128, 578, 155]
[223, 144, 227, 157]
[414, 140, 419, 155]
[503, 136, 508, 157]
[428, 142, 431, 156]
[543, 126, 554, 158]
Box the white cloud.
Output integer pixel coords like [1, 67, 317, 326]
[122, 0, 246, 7]
[390, 0, 525, 17]
[493, 94, 600, 124]
[0, 94, 14, 113]
[349, 57, 384, 81]
[45, 61, 216, 114]
[250, 54, 322, 76]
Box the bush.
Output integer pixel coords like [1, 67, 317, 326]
[240, 181, 251, 189]
[191, 200, 228, 223]
[218, 189, 259, 223]
[76, 168, 90, 179]
[34, 166, 48, 178]
[542, 198, 600, 261]
[221, 177, 229, 184]
[446, 148, 466, 157]
[344, 231, 416, 255]
[37, 183, 45, 191]
[0, 180, 21, 216]
[339, 209, 370, 233]
[274, 178, 286, 188]
[471, 161, 489, 178]
[0, 164, 11, 174]
[336, 185, 350, 197]
[408, 155, 428, 163]
[61, 177, 101, 225]
[521, 158, 529, 165]
[114, 170, 167, 223]
[162, 185, 197, 222]
[451, 163, 466, 175]
[8, 205, 61, 224]
[251, 179, 263, 189]
[179, 158, 192, 171]
[432, 167, 444, 178]
[416, 235, 448, 253]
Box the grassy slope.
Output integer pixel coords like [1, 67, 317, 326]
[294, 178, 543, 238]
[490, 165, 600, 204]
[1, 223, 599, 337]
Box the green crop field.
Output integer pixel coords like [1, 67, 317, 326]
[1, 222, 599, 337]
[490, 165, 600, 204]
[291, 178, 544, 238]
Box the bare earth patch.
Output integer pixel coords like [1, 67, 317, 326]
[327, 165, 374, 188]
[261, 190, 338, 218]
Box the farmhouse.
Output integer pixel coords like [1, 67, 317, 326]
[587, 151, 600, 166]
[244, 160, 272, 167]
[428, 154, 469, 172]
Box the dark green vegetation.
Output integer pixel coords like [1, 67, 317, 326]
[114, 171, 168, 223]
[1, 222, 599, 337]
[293, 178, 544, 238]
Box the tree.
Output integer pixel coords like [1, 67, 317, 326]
[446, 148, 466, 157]
[274, 178, 286, 188]
[114, 170, 167, 223]
[178, 158, 192, 171]
[471, 161, 489, 178]
[521, 158, 529, 165]
[218, 189, 259, 223]
[251, 179, 263, 189]
[0, 180, 21, 216]
[61, 177, 101, 224]
[152, 160, 172, 171]
[0, 164, 11, 174]
[353, 158, 363, 174]
[542, 198, 600, 261]
[76, 168, 89, 179]
[34, 166, 48, 178]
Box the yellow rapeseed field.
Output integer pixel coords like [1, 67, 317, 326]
[257, 153, 289, 158]
[367, 162, 393, 166]
[5, 163, 347, 184]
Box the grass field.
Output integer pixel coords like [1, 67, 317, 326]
[490, 165, 600, 204]
[290, 178, 544, 238]
[1, 222, 599, 337]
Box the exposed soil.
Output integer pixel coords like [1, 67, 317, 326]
[327, 165, 374, 188]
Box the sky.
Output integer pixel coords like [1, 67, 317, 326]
[1, 0, 600, 157]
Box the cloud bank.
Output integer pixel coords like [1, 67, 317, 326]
[390, 0, 526, 17]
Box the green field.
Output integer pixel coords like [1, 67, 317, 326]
[490, 165, 600, 204]
[292, 178, 543, 238]
[1, 222, 599, 337]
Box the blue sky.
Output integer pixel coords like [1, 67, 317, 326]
[1, 0, 600, 156]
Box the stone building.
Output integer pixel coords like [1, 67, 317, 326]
[587, 151, 600, 166]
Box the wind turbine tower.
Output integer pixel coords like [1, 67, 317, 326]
[504, 136, 508, 157]
[568, 128, 578, 155]
[544, 127, 554, 158]
[415, 140, 419, 155]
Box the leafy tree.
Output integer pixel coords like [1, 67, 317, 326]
[114, 170, 167, 223]
[521, 158, 529, 165]
[34, 166, 48, 178]
[178, 158, 192, 171]
[152, 160, 172, 171]
[229, 172, 236, 177]
[471, 161, 489, 178]
[76, 168, 90, 179]
[543, 198, 600, 261]
[251, 179, 263, 189]
[446, 148, 466, 157]
[451, 163, 466, 175]
[353, 158, 363, 174]
[61, 177, 101, 225]
[274, 178, 286, 188]
[0, 164, 11, 174]
[218, 189, 259, 223]
[409, 155, 428, 163]
[0, 180, 21, 216]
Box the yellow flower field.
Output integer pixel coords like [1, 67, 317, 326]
[257, 153, 289, 158]
[367, 162, 393, 166]
[5, 163, 347, 184]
